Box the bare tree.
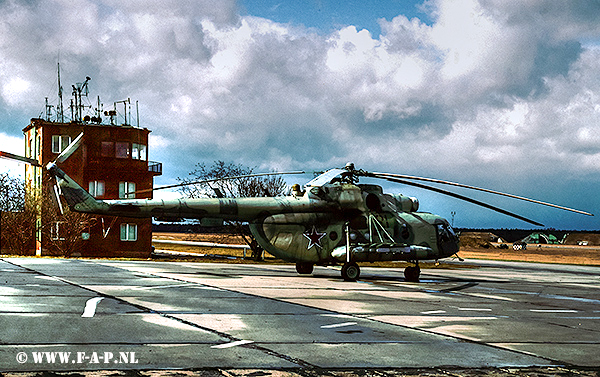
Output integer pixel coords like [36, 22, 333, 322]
[40, 191, 96, 257]
[0, 173, 25, 211]
[179, 161, 287, 198]
[0, 173, 95, 256]
[1, 174, 35, 254]
[178, 161, 287, 260]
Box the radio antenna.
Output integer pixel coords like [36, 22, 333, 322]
[57, 61, 64, 123]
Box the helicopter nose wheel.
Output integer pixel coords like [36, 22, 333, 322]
[404, 264, 421, 282]
[295, 262, 314, 275]
[341, 262, 360, 281]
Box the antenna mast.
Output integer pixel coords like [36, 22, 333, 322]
[57, 62, 64, 122]
[71, 76, 91, 122]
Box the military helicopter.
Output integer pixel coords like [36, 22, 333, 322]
[1, 134, 593, 281]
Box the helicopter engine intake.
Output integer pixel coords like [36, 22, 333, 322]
[393, 194, 419, 212]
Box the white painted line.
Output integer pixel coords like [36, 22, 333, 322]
[82, 297, 104, 318]
[530, 309, 578, 313]
[421, 310, 447, 315]
[35, 276, 60, 281]
[457, 308, 492, 311]
[321, 322, 358, 329]
[320, 314, 355, 319]
[211, 340, 254, 349]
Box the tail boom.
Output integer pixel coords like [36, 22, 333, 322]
[48, 163, 334, 221]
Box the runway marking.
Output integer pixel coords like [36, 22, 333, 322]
[467, 293, 516, 302]
[479, 287, 600, 305]
[530, 309, 578, 313]
[421, 310, 447, 315]
[321, 322, 358, 329]
[82, 297, 104, 318]
[35, 275, 60, 281]
[211, 340, 254, 349]
[321, 314, 355, 319]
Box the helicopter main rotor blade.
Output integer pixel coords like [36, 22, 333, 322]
[377, 175, 545, 227]
[369, 171, 593, 217]
[134, 170, 306, 195]
[0, 151, 43, 167]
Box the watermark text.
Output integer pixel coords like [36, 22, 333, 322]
[16, 351, 138, 365]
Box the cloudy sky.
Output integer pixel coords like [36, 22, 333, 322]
[1, 0, 599, 230]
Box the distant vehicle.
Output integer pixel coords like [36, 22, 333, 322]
[513, 241, 527, 251]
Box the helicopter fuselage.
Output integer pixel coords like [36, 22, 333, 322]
[251, 181, 459, 265]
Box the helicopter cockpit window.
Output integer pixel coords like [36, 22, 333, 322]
[436, 223, 457, 243]
[400, 224, 410, 239]
[308, 186, 329, 200]
[305, 169, 346, 188]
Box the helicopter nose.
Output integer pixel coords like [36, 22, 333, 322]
[444, 237, 460, 257]
[438, 233, 460, 257]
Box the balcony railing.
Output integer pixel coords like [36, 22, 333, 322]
[148, 161, 162, 176]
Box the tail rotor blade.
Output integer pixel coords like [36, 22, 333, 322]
[53, 184, 64, 215]
[1, 132, 84, 169]
[55, 132, 84, 164]
[0, 151, 42, 167]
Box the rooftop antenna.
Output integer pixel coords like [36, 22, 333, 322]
[114, 98, 130, 126]
[45, 97, 54, 121]
[72, 76, 91, 122]
[57, 61, 64, 122]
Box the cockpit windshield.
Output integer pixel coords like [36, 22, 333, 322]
[435, 221, 459, 256]
[305, 169, 346, 188]
[436, 222, 458, 243]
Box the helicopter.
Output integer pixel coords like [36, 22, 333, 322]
[1, 133, 593, 282]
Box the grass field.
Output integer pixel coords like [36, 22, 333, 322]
[153, 232, 600, 267]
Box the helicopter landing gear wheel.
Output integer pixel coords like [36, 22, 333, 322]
[404, 265, 421, 282]
[295, 262, 314, 275]
[341, 262, 360, 281]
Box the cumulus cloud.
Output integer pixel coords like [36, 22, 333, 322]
[0, 0, 599, 228]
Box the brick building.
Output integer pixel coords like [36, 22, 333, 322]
[22, 118, 162, 257]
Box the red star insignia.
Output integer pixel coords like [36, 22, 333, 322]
[303, 226, 326, 249]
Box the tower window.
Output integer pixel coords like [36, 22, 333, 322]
[101, 142, 114, 157]
[119, 181, 136, 198]
[88, 181, 105, 197]
[115, 142, 130, 158]
[50, 222, 66, 241]
[132, 143, 147, 160]
[51, 135, 72, 154]
[120, 223, 137, 241]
